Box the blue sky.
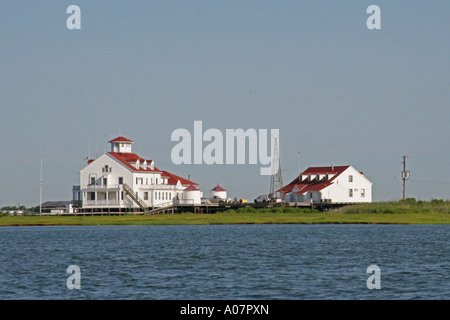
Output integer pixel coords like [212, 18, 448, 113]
[1, 1, 449, 207]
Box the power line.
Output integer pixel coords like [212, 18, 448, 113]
[409, 179, 449, 185]
[408, 156, 450, 166]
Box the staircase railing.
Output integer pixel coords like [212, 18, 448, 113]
[122, 183, 149, 213]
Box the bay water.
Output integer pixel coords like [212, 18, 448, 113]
[0, 224, 448, 299]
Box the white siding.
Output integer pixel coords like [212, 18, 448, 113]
[322, 167, 372, 203]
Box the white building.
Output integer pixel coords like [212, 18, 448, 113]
[182, 185, 202, 205]
[278, 165, 372, 203]
[72, 136, 199, 213]
[210, 184, 227, 200]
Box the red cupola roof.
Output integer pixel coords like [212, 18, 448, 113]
[211, 184, 226, 192]
[108, 136, 133, 143]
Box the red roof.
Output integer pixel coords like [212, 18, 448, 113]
[108, 136, 133, 143]
[107, 152, 159, 173]
[184, 185, 200, 191]
[211, 185, 226, 192]
[161, 170, 198, 186]
[105, 152, 198, 185]
[278, 166, 350, 193]
[301, 166, 349, 175]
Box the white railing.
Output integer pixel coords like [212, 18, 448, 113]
[81, 184, 182, 191]
[84, 200, 119, 206]
[82, 184, 121, 190]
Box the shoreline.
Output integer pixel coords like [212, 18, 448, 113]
[0, 211, 448, 227]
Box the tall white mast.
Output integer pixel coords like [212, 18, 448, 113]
[40, 156, 42, 215]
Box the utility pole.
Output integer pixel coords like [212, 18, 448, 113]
[401, 155, 410, 200]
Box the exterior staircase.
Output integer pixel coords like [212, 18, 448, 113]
[122, 183, 150, 214]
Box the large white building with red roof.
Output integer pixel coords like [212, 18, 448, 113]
[72, 136, 200, 212]
[278, 165, 372, 203]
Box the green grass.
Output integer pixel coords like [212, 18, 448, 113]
[337, 199, 450, 215]
[0, 201, 449, 226]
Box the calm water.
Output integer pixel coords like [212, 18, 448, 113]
[0, 224, 448, 300]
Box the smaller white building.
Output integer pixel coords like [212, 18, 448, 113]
[279, 165, 372, 203]
[181, 185, 202, 205]
[210, 184, 227, 200]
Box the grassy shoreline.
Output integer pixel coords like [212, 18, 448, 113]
[1, 210, 449, 227]
[1, 201, 448, 226]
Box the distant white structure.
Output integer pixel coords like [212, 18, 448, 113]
[278, 165, 372, 203]
[73, 136, 199, 212]
[210, 184, 227, 200]
[182, 185, 202, 205]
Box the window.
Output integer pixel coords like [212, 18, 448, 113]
[103, 178, 107, 186]
[144, 192, 148, 200]
[361, 189, 365, 198]
[349, 175, 353, 182]
[118, 177, 123, 185]
[90, 177, 95, 185]
[88, 192, 95, 200]
[349, 189, 353, 197]
[308, 174, 311, 182]
[156, 178, 159, 184]
[316, 173, 320, 181]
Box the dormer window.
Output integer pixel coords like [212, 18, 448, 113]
[135, 159, 140, 169]
[316, 173, 320, 181]
[325, 173, 329, 181]
[308, 174, 311, 182]
[150, 161, 154, 170]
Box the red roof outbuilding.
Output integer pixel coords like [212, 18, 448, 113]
[278, 166, 350, 194]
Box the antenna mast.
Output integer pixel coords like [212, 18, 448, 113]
[39, 156, 43, 215]
[269, 137, 283, 207]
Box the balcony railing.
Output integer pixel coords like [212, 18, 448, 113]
[82, 184, 121, 190]
[81, 184, 182, 190]
[83, 200, 120, 206]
